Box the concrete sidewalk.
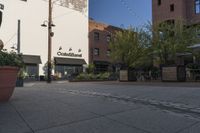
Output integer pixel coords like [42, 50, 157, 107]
[1, 82, 200, 133]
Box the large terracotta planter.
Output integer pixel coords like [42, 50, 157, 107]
[0, 66, 19, 102]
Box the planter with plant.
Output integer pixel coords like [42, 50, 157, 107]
[0, 45, 24, 102]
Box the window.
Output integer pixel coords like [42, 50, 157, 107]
[26, 65, 38, 77]
[166, 19, 175, 25]
[94, 32, 100, 40]
[106, 50, 111, 57]
[158, 0, 161, 6]
[106, 35, 111, 42]
[195, 0, 200, 14]
[170, 4, 174, 12]
[94, 48, 99, 56]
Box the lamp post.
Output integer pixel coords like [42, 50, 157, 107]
[41, 0, 55, 83]
[10, 20, 21, 54]
[17, 20, 21, 54]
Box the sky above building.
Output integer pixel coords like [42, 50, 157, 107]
[89, 0, 152, 28]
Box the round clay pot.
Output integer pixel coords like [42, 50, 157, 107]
[0, 66, 19, 102]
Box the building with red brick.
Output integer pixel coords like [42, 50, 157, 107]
[152, 0, 200, 25]
[152, 0, 200, 65]
[89, 19, 121, 73]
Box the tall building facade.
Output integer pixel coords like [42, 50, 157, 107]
[89, 19, 121, 73]
[152, 0, 200, 25]
[0, 0, 88, 80]
[152, 0, 200, 65]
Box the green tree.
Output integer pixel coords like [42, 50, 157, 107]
[42, 60, 55, 77]
[86, 63, 95, 74]
[152, 20, 200, 65]
[109, 27, 152, 69]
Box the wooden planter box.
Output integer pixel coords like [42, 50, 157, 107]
[119, 69, 137, 82]
[120, 70, 128, 81]
[161, 65, 186, 82]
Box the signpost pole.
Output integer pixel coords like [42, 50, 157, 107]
[47, 0, 52, 83]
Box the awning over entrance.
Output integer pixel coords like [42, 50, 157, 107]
[22, 55, 42, 64]
[54, 57, 86, 65]
[93, 61, 110, 65]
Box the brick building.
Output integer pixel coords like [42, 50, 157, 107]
[152, 0, 200, 25]
[152, 0, 200, 65]
[89, 19, 121, 73]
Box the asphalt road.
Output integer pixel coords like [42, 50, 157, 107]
[1, 81, 200, 133]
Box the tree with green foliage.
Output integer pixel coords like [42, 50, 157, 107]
[86, 63, 95, 74]
[109, 27, 152, 69]
[43, 60, 55, 77]
[152, 20, 200, 65]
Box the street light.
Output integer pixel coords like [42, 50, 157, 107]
[41, 0, 55, 83]
[41, 20, 56, 27]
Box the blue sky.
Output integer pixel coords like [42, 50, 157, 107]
[89, 0, 152, 28]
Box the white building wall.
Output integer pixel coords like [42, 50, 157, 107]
[0, 0, 88, 76]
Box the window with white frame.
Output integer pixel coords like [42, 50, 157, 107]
[94, 48, 99, 56]
[106, 35, 111, 42]
[94, 32, 100, 40]
[106, 49, 111, 57]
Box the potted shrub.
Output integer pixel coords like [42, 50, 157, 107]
[0, 45, 24, 102]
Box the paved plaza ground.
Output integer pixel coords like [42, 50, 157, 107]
[1, 81, 200, 133]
